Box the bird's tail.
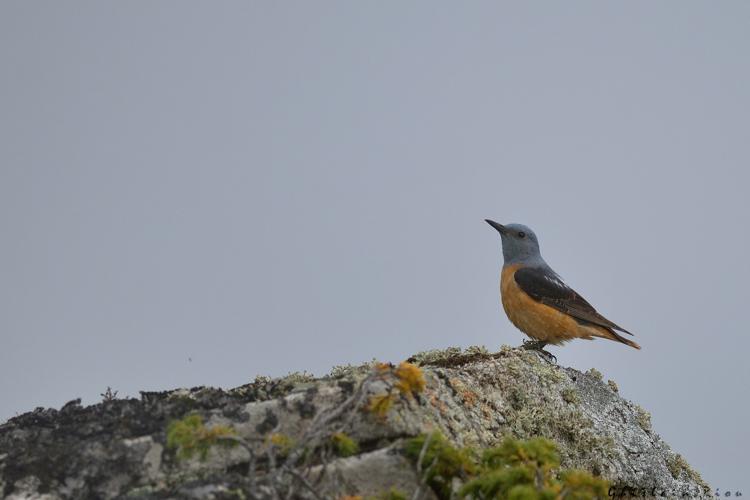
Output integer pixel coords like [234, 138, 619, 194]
[596, 327, 641, 350]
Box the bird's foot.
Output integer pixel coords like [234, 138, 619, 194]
[536, 349, 557, 364]
[521, 339, 547, 350]
[521, 340, 557, 363]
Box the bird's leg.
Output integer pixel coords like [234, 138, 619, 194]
[521, 339, 547, 351]
[521, 339, 557, 363]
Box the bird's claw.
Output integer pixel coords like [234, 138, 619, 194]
[536, 349, 557, 364]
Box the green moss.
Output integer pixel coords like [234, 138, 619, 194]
[166, 414, 237, 460]
[404, 432, 477, 499]
[404, 433, 609, 500]
[331, 432, 359, 457]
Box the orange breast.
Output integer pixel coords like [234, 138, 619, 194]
[500, 264, 593, 344]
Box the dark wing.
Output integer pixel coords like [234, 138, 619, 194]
[514, 267, 633, 335]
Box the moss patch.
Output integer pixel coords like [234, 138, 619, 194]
[407, 345, 499, 368]
[666, 453, 710, 490]
[330, 432, 359, 457]
[404, 433, 609, 500]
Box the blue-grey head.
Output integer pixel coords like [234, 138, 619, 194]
[485, 220, 545, 266]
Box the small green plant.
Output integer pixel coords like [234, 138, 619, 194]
[331, 432, 359, 457]
[166, 414, 237, 460]
[404, 432, 477, 499]
[404, 433, 609, 500]
[267, 432, 295, 457]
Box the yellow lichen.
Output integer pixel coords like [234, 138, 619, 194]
[366, 393, 395, 420]
[374, 362, 392, 373]
[394, 362, 426, 397]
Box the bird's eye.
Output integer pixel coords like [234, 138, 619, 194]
[518, 231, 526, 238]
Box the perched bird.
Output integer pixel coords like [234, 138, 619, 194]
[486, 220, 640, 350]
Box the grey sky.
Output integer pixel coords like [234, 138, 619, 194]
[1, 1, 748, 492]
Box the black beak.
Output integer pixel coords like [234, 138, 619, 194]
[485, 219, 506, 234]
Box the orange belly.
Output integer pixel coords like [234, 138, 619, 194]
[500, 264, 604, 344]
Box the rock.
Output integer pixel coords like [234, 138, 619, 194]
[0, 346, 710, 499]
[311, 446, 438, 499]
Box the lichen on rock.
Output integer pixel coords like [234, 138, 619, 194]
[0, 346, 710, 499]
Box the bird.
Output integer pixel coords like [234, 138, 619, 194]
[485, 220, 640, 351]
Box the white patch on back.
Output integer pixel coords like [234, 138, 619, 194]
[544, 274, 568, 290]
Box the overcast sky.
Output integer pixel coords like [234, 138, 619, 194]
[1, 1, 748, 492]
